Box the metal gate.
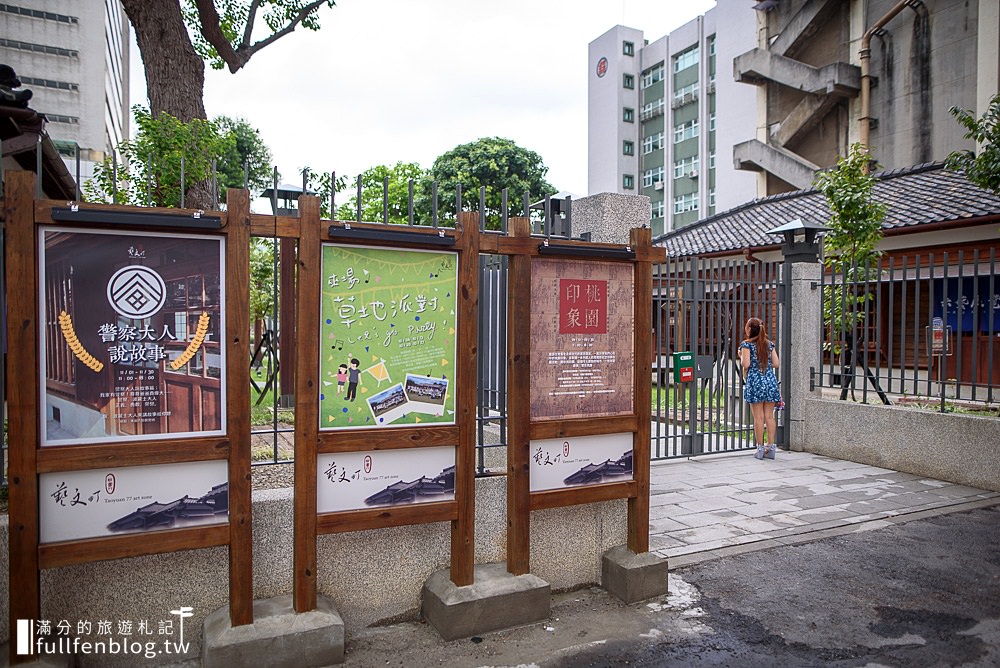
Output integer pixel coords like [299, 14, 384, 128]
[651, 256, 785, 459]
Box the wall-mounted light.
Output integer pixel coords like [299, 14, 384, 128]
[327, 225, 456, 247]
[50, 207, 222, 229]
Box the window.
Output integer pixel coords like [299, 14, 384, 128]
[623, 107, 634, 123]
[673, 156, 700, 178]
[709, 151, 717, 169]
[623, 140, 634, 156]
[623, 74, 634, 89]
[623, 41, 634, 56]
[642, 166, 664, 188]
[672, 82, 698, 106]
[652, 200, 665, 220]
[623, 174, 634, 190]
[673, 193, 699, 214]
[640, 98, 664, 120]
[709, 112, 716, 132]
[19, 76, 79, 92]
[673, 119, 700, 143]
[641, 63, 664, 89]
[709, 189, 716, 208]
[0, 4, 78, 23]
[673, 47, 699, 73]
[0, 38, 77, 58]
[642, 131, 664, 154]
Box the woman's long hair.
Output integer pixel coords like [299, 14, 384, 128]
[745, 317, 769, 372]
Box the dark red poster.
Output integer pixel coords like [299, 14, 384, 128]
[558, 279, 608, 334]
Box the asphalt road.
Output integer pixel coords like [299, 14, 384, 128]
[343, 504, 1000, 667]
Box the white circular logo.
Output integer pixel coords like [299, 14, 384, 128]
[107, 265, 167, 319]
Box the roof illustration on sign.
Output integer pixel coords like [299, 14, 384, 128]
[107, 481, 228, 532]
[364, 465, 455, 506]
[563, 450, 633, 486]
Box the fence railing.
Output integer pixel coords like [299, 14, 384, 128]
[814, 249, 1000, 411]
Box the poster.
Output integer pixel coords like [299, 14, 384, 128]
[319, 245, 458, 429]
[39, 460, 229, 543]
[529, 433, 634, 492]
[317, 446, 456, 513]
[39, 228, 226, 445]
[530, 258, 634, 420]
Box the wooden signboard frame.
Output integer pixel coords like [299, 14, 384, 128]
[291, 203, 479, 612]
[5, 173, 252, 664]
[484, 221, 662, 575]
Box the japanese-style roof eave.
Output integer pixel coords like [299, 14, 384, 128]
[654, 163, 1000, 259]
[0, 105, 77, 200]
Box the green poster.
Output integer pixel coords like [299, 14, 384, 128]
[319, 245, 458, 429]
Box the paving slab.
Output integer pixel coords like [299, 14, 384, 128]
[647, 450, 1000, 566]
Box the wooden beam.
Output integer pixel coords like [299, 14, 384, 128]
[39, 525, 230, 569]
[529, 481, 638, 512]
[450, 211, 480, 586]
[225, 189, 254, 626]
[6, 171, 39, 666]
[317, 426, 459, 453]
[529, 416, 638, 441]
[628, 227, 653, 554]
[317, 501, 457, 534]
[506, 217, 532, 575]
[36, 438, 228, 473]
[293, 194, 321, 613]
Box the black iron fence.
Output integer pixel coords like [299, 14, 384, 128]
[814, 249, 1000, 411]
[650, 256, 786, 458]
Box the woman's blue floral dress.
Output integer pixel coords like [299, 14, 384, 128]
[740, 341, 781, 404]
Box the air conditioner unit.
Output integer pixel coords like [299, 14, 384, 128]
[654, 181, 664, 190]
[689, 170, 699, 179]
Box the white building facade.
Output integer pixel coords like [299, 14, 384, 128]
[0, 0, 130, 182]
[588, 1, 758, 236]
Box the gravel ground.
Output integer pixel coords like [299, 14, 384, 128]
[251, 462, 295, 491]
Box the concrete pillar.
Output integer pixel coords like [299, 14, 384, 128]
[571, 193, 651, 244]
[785, 261, 822, 450]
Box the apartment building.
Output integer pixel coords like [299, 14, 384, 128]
[0, 0, 130, 182]
[587, 0, 758, 236]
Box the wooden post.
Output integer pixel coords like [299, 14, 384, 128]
[449, 212, 480, 586]
[293, 195, 321, 612]
[225, 189, 253, 625]
[6, 171, 39, 665]
[628, 227, 653, 554]
[506, 217, 532, 575]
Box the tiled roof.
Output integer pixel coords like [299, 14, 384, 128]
[654, 163, 1000, 257]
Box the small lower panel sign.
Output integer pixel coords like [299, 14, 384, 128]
[39, 460, 229, 543]
[317, 446, 456, 513]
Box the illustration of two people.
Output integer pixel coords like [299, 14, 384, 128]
[337, 359, 361, 401]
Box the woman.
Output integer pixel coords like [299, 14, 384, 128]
[739, 317, 781, 460]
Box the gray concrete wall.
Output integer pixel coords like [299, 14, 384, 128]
[802, 397, 1000, 493]
[572, 192, 651, 244]
[1, 478, 625, 665]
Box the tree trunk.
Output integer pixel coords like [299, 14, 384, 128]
[122, 0, 207, 123]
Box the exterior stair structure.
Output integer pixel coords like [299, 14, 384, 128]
[732, 0, 860, 186]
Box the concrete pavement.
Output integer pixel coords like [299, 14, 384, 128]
[648, 449, 1000, 568]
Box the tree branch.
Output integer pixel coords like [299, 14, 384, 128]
[236, 0, 329, 64]
[192, 0, 245, 72]
[240, 0, 264, 50]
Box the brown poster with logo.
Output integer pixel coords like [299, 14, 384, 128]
[530, 258, 634, 420]
[39, 227, 226, 445]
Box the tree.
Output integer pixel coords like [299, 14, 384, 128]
[122, 1, 336, 205]
[813, 143, 888, 401]
[84, 106, 230, 207]
[215, 116, 274, 199]
[84, 107, 274, 208]
[424, 137, 557, 229]
[946, 92, 1000, 196]
[335, 162, 428, 224]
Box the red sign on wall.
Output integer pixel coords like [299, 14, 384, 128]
[559, 279, 608, 334]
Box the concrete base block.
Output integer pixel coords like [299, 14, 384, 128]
[422, 562, 550, 641]
[201, 595, 344, 668]
[601, 545, 669, 603]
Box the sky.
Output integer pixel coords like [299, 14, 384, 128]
[130, 0, 717, 199]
